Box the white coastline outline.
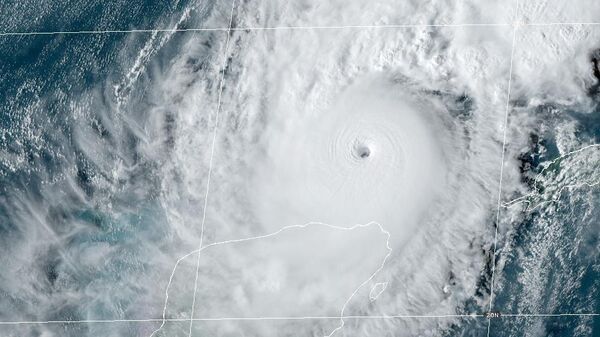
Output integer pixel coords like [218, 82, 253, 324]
[148, 221, 392, 337]
[503, 144, 600, 211]
[369, 282, 388, 302]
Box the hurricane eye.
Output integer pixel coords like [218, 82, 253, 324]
[354, 144, 371, 159]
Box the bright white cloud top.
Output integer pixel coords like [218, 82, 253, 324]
[1, 1, 600, 337]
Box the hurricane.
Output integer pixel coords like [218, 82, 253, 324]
[1, 1, 599, 337]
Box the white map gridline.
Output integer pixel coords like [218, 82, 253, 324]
[0, 0, 598, 334]
[3, 22, 600, 37]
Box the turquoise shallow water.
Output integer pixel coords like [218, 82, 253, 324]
[0, 2, 193, 333]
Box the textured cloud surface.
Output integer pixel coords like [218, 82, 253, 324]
[1, 1, 600, 337]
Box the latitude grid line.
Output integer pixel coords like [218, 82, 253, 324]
[4, 311, 594, 326]
[0, 313, 598, 326]
[0, 4, 598, 336]
[0, 22, 600, 37]
[3, 22, 600, 37]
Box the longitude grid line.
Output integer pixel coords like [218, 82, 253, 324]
[0, 2, 598, 333]
[186, 1, 236, 337]
[486, 0, 520, 336]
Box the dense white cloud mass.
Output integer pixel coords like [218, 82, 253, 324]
[142, 2, 600, 333]
[153, 222, 391, 337]
[251, 76, 445, 241]
[149, 10, 515, 337]
[2, 0, 600, 336]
